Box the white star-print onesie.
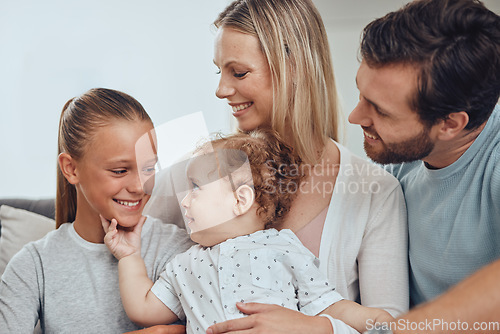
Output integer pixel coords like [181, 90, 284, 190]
[151, 228, 343, 333]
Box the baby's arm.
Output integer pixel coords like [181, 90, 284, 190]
[118, 253, 178, 327]
[102, 216, 178, 327]
[321, 300, 394, 333]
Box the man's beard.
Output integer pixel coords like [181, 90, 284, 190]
[364, 126, 435, 165]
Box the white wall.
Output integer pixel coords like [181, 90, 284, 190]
[0, 0, 230, 198]
[1, 0, 498, 198]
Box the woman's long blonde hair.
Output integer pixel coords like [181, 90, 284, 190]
[56, 88, 152, 228]
[215, 0, 340, 164]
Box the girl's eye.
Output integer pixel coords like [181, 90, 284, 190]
[234, 71, 248, 78]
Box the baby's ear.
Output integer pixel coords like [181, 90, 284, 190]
[58, 153, 79, 185]
[233, 185, 255, 216]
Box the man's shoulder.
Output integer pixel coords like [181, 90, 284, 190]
[384, 161, 422, 182]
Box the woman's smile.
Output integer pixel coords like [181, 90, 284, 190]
[230, 102, 253, 117]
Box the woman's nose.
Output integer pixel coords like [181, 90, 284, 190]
[215, 75, 235, 99]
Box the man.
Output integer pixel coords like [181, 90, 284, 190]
[349, 0, 500, 333]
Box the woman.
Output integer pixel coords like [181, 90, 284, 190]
[207, 0, 409, 333]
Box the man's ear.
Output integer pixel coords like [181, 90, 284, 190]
[436, 111, 469, 141]
[233, 185, 255, 216]
[58, 153, 79, 185]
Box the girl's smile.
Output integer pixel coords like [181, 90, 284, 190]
[113, 198, 142, 209]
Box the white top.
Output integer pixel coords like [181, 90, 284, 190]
[151, 229, 344, 334]
[320, 142, 409, 315]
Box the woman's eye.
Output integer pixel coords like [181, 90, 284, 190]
[374, 107, 388, 117]
[112, 169, 127, 175]
[234, 71, 248, 78]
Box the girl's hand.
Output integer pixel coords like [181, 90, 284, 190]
[206, 302, 331, 334]
[101, 214, 146, 260]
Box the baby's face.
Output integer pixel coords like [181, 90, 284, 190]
[180, 157, 237, 238]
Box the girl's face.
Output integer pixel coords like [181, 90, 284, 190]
[74, 120, 155, 228]
[214, 27, 274, 131]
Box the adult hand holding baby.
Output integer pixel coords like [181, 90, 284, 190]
[126, 324, 187, 334]
[206, 302, 328, 334]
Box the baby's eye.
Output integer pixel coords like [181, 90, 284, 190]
[191, 181, 200, 190]
[142, 165, 156, 175]
[234, 71, 248, 78]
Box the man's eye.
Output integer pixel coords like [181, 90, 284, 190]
[234, 71, 248, 78]
[215, 68, 221, 75]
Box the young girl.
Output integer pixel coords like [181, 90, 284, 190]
[103, 129, 393, 334]
[0, 88, 192, 333]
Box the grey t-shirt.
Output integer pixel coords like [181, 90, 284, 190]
[0, 217, 193, 333]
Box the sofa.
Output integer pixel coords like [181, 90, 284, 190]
[0, 198, 56, 276]
[0, 198, 55, 225]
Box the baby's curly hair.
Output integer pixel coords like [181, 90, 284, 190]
[202, 129, 303, 228]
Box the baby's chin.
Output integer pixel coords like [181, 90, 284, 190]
[190, 230, 219, 248]
[189, 218, 240, 247]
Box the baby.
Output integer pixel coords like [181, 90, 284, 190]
[103, 129, 392, 333]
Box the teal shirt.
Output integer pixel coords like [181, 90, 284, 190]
[387, 105, 500, 306]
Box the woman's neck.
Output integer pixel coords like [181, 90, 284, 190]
[278, 139, 340, 233]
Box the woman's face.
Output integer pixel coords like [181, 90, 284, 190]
[214, 27, 274, 131]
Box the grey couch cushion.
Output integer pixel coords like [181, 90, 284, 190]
[0, 198, 55, 236]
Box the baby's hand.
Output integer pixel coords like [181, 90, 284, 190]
[101, 215, 146, 260]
